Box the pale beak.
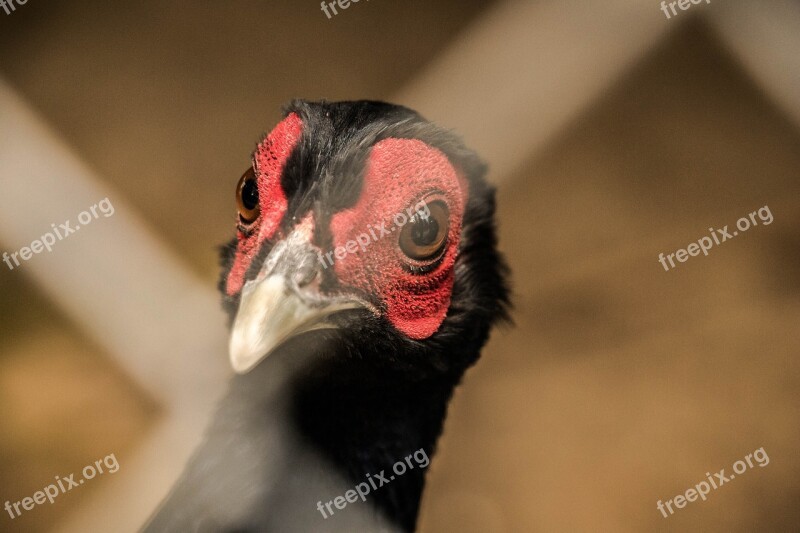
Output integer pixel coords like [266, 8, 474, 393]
[228, 274, 365, 374]
[229, 219, 373, 374]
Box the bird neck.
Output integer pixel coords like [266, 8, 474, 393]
[290, 359, 460, 531]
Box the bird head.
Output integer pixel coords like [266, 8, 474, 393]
[219, 100, 509, 381]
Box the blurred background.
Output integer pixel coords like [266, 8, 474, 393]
[1, 0, 799, 531]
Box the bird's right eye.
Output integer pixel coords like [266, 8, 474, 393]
[236, 167, 260, 224]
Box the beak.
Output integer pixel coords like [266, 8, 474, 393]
[228, 222, 369, 374]
[228, 274, 364, 373]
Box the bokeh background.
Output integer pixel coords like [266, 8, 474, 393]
[1, 1, 799, 531]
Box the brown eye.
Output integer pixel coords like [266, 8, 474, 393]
[399, 200, 449, 261]
[236, 167, 260, 223]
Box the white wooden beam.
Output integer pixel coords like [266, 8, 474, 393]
[395, 0, 670, 183]
[708, 0, 800, 130]
[0, 80, 229, 533]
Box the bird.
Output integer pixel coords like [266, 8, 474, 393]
[143, 100, 510, 532]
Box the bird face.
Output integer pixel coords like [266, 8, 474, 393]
[220, 101, 508, 376]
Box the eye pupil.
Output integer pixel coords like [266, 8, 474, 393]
[242, 179, 259, 210]
[236, 167, 261, 224]
[411, 217, 439, 247]
[398, 199, 449, 264]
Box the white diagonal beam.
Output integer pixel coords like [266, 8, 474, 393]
[707, 0, 800, 130]
[0, 80, 229, 533]
[395, 0, 671, 183]
[0, 80, 229, 406]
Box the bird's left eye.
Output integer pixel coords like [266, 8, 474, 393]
[399, 200, 449, 262]
[236, 167, 260, 224]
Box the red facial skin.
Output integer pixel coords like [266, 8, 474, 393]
[227, 124, 468, 340]
[226, 113, 303, 296]
[330, 138, 467, 339]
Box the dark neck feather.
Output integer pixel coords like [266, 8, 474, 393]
[290, 356, 461, 531]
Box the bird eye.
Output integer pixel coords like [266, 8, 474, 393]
[399, 200, 449, 262]
[236, 167, 260, 224]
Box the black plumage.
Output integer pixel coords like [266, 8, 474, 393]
[144, 100, 510, 532]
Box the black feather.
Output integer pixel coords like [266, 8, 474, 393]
[148, 100, 510, 532]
